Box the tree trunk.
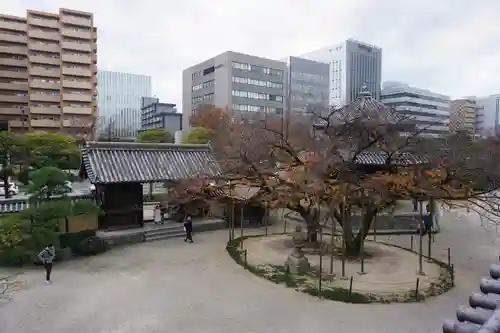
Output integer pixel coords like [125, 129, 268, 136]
[292, 205, 320, 243]
[341, 207, 376, 257]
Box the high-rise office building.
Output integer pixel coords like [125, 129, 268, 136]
[96, 70, 151, 139]
[381, 81, 450, 136]
[282, 56, 329, 115]
[0, 8, 97, 139]
[300, 39, 382, 107]
[182, 51, 286, 130]
[449, 98, 479, 134]
[472, 94, 500, 137]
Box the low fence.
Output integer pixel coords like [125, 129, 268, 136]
[0, 194, 92, 214]
[226, 226, 454, 304]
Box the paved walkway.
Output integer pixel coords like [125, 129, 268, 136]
[0, 208, 498, 333]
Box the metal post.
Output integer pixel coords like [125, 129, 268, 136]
[359, 198, 365, 274]
[341, 200, 346, 277]
[428, 198, 433, 259]
[318, 229, 323, 297]
[231, 201, 235, 240]
[330, 212, 335, 275]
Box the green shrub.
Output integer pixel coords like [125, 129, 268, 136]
[59, 229, 96, 252]
[0, 216, 29, 266]
[301, 286, 371, 303]
[77, 236, 108, 256]
[16, 168, 31, 185]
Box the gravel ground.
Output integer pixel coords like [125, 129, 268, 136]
[0, 209, 498, 333]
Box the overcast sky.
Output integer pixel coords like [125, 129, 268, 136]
[4, 0, 500, 109]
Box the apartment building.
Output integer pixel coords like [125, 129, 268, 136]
[182, 51, 286, 130]
[300, 39, 382, 107]
[140, 97, 181, 134]
[473, 94, 500, 137]
[0, 8, 97, 139]
[381, 81, 450, 137]
[449, 98, 478, 134]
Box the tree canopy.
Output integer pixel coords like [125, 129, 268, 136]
[136, 128, 174, 143]
[172, 103, 500, 255]
[22, 132, 80, 169]
[182, 127, 214, 144]
[189, 104, 231, 133]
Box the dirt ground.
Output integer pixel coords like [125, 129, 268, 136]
[243, 234, 442, 295]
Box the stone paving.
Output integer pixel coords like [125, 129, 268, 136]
[0, 207, 498, 333]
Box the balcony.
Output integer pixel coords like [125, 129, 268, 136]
[63, 93, 92, 102]
[0, 95, 28, 103]
[0, 108, 26, 115]
[0, 32, 27, 44]
[63, 117, 93, 128]
[62, 80, 91, 89]
[0, 58, 28, 67]
[9, 120, 26, 128]
[60, 15, 92, 27]
[28, 29, 60, 41]
[28, 54, 60, 66]
[61, 28, 92, 40]
[28, 42, 59, 53]
[28, 18, 59, 29]
[0, 70, 28, 79]
[30, 94, 60, 103]
[30, 67, 60, 78]
[62, 53, 91, 65]
[0, 45, 27, 55]
[30, 118, 60, 128]
[62, 67, 90, 77]
[0, 82, 28, 91]
[30, 107, 61, 115]
[61, 41, 91, 52]
[30, 80, 60, 90]
[0, 20, 26, 32]
[62, 106, 92, 115]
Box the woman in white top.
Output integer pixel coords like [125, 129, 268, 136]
[153, 205, 163, 224]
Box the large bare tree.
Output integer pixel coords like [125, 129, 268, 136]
[179, 103, 500, 255]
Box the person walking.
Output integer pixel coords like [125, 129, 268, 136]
[184, 215, 193, 243]
[37, 244, 56, 284]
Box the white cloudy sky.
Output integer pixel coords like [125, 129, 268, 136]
[4, 0, 500, 110]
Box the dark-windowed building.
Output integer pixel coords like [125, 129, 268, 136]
[140, 97, 182, 135]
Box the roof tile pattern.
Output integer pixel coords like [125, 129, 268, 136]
[443, 263, 500, 333]
[81, 142, 221, 184]
[354, 151, 425, 166]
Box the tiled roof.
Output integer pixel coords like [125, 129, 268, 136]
[80, 141, 221, 184]
[443, 263, 500, 333]
[314, 87, 405, 128]
[353, 151, 425, 166]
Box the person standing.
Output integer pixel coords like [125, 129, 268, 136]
[184, 215, 193, 243]
[153, 204, 163, 224]
[37, 244, 56, 284]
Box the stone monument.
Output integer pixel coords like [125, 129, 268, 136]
[285, 225, 311, 275]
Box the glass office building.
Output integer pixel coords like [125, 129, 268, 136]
[97, 70, 152, 138]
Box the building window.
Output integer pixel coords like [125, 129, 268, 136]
[232, 62, 283, 77]
[232, 76, 282, 89]
[232, 90, 283, 102]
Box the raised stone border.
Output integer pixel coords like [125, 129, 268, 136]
[227, 234, 454, 304]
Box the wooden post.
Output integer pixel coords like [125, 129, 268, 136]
[415, 277, 420, 300]
[264, 203, 269, 236]
[373, 214, 377, 241]
[359, 198, 365, 274]
[231, 200, 235, 240]
[240, 204, 244, 249]
[348, 276, 353, 299]
[318, 229, 323, 297]
[427, 198, 433, 260]
[418, 200, 424, 275]
[341, 200, 346, 278]
[330, 212, 335, 275]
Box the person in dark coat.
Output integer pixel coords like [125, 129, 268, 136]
[184, 215, 193, 243]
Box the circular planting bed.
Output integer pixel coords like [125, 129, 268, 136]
[227, 234, 454, 303]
